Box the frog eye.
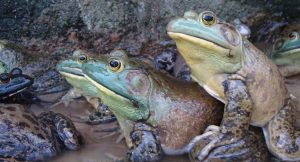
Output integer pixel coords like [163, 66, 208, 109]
[78, 55, 88, 63]
[274, 39, 284, 50]
[200, 11, 217, 26]
[0, 73, 11, 84]
[288, 32, 299, 41]
[108, 59, 123, 72]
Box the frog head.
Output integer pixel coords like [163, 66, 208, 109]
[57, 50, 101, 98]
[0, 68, 33, 99]
[271, 32, 300, 66]
[167, 11, 243, 85]
[57, 50, 88, 79]
[81, 50, 151, 121]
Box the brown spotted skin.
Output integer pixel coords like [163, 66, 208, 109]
[0, 104, 81, 161]
[263, 99, 300, 161]
[238, 40, 289, 126]
[189, 79, 270, 162]
[190, 127, 270, 162]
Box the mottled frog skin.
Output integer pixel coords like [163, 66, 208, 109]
[0, 104, 82, 161]
[270, 32, 300, 77]
[81, 50, 270, 161]
[167, 11, 300, 161]
[0, 68, 33, 102]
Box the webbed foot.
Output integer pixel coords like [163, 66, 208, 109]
[53, 113, 83, 150]
[38, 111, 83, 150]
[127, 123, 162, 162]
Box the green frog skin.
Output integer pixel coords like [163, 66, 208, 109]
[0, 104, 82, 161]
[81, 50, 270, 161]
[271, 32, 300, 77]
[167, 10, 300, 161]
[0, 61, 8, 74]
[0, 68, 33, 101]
[56, 50, 115, 124]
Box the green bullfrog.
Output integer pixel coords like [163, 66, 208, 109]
[167, 10, 300, 161]
[80, 50, 270, 161]
[0, 68, 33, 102]
[56, 50, 115, 124]
[0, 104, 82, 161]
[270, 32, 300, 77]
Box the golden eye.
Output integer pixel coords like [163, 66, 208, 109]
[200, 11, 217, 26]
[78, 55, 88, 63]
[288, 32, 299, 41]
[0, 73, 11, 84]
[108, 59, 122, 72]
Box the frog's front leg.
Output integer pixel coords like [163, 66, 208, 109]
[127, 122, 162, 162]
[198, 78, 253, 161]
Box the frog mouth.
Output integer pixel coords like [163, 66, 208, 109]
[84, 74, 133, 104]
[59, 67, 85, 79]
[167, 32, 230, 54]
[277, 48, 300, 56]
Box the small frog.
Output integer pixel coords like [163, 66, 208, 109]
[56, 50, 115, 124]
[80, 50, 270, 161]
[0, 68, 33, 102]
[0, 104, 82, 161]
[167, 11, 300, 161]
[271, 32, 300, 77]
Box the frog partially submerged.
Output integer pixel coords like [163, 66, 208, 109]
[56, 50, 115, 124]
[0, 68, 33, 102]
[270, 32, 300, 77]
[81, 50, 270, 161]
[167, 11, 300, 161]
[0, 104, 82, 161]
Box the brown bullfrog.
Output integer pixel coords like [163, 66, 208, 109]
[0, 104, 82, 161]
[80, 50, 270, 161]
[167, 10, 300, 161]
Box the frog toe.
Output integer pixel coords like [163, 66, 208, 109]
[204, 125, 220, 133]
[198, 139, 219, 161]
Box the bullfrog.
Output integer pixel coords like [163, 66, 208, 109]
[0, 104, 82, 161]
[56, 50, 115, 124]
[80, 50, 270, 161]
[270, 32, 300, 77]
[167, 10, 300, 161]
[0, 68, 33, 102]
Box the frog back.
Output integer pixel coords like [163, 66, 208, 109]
[147, 71, 223, 150]
[239, 40, 289, 126]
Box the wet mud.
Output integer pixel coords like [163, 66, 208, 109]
[29, 98, 189, 162]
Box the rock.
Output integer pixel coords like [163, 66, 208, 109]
[154, 48, 177, 74]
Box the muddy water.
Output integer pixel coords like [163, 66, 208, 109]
[28, 75, 300, 162]
[29, 99, 189, 162]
